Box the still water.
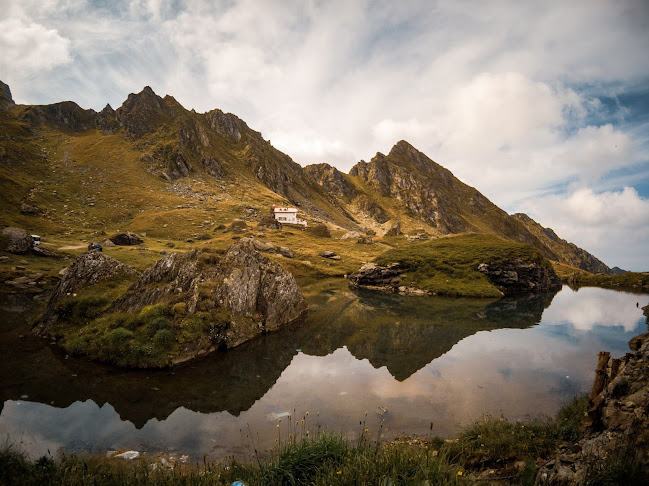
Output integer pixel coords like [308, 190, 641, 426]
[1, 281, 646, 461]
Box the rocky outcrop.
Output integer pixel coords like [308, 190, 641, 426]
[204, 109, 245, 142]
[348, 263, 410, 293]
[211, 241, 306, 333]
[115, 86, 173, 140]
[304, 163, 355, 198]
[537, 329, 649, 484]
[0, 80, 14, 110]
[477, 260, 562, 293]
[1, 227, 33, 254]
[34, 252, 138, 333]
[110, 232, 144, 245]
[384, 221, 402, 237]
[112, 242, 306, 349]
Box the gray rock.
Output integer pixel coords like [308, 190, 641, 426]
[277, 246, 294, 258]
[348, 262, 405, 292]
[341, 231, 361, 240]
[357, 235, 374, 245]
[110, 232, 143, 245]
[477, 260, 561, 294]
[1, 227, 34, 254]
[111, 241, 306, 355]
[536, 331, 649, 484]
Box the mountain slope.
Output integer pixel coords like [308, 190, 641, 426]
[307, 141, 610, 273]
[0, 82, 609, 274]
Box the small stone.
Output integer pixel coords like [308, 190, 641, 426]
[115, 451, 140, 460]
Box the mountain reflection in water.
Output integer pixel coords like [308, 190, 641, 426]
[0, 282, 555, 427]
[1, 282, 646, 460]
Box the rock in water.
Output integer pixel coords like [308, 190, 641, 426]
[34, 252, 138, 333]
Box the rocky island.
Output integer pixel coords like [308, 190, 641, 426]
[33, 240, 307, 367]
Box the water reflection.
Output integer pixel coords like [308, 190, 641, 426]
[0, 284, 646, 460]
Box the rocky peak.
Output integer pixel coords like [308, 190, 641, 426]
[100, 103, 115, 116]
[304, 163, 354, 198]
[0, 80, 14, 110]
[116, 86, 172, 139]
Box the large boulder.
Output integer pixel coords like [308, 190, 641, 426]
[34, 252, 138, 333]
[113, 240, 306, 347]
[110, 232, 143, 245]
[1, 227, 33, 254]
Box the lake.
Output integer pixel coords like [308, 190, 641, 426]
[0, 281, 646, 461]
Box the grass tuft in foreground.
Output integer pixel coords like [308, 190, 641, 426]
[0, 395, 603, 485]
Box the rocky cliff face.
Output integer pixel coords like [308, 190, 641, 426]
[0, 80, 14, 110]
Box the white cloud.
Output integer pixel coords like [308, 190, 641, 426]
[0, 18, 72, 75]
[519, 187, 649, 270]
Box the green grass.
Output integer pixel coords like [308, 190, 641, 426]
[374, 233, 551, 297]
[0, 395, 598, 485]
[565, 271, 649, 293]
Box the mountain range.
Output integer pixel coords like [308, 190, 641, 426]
[0, 81, 610, 274]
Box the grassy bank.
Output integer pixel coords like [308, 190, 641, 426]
[1, 396, 604, 486]
[565, 271, 649, 293]
[374, 234, 552, 297]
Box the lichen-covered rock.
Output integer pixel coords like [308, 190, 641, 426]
[34, 252, 138, 333]
[477, 260, 562, 293]
[211, 241, 306, 332]
[113, 241, 306, 348]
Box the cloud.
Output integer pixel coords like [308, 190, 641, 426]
[0, 18, 72, 75]
[519, 186, 649, 270]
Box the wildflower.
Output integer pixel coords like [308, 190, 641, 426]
[337, 471, 342, 475]
[457, 471, 463, 476]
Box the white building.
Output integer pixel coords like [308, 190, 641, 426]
[271, 205, 307, 226]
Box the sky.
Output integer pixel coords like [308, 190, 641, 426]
[1, 0, 648, 270]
